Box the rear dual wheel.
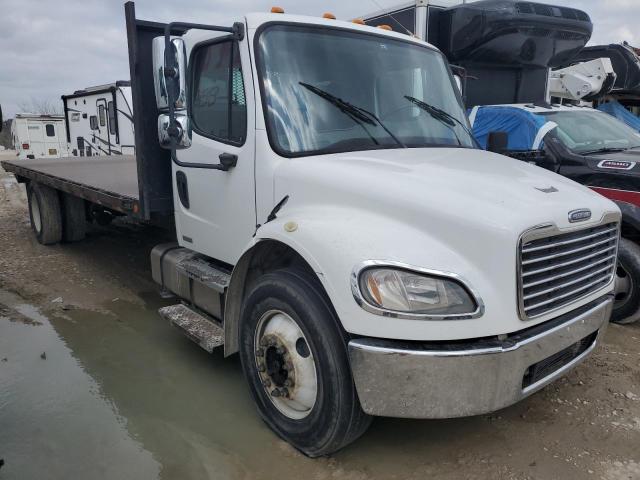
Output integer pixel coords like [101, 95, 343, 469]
[239, 269, 371, 457]
[27, 183, 63, 245]
[61, 193, 87, 242]
[27, 183, 86, 245]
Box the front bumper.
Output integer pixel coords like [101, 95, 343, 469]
[348, 295, 612, 419]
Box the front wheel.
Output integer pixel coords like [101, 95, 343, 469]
[239, 269, 371, 457]
[611, 238, 640, 325]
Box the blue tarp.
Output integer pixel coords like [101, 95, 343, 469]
[469, 106, 556, 151]
[598, 100, 640, 132]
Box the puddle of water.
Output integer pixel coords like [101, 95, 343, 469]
[0, 291, 511, 480]
[0, 301, 161, 480]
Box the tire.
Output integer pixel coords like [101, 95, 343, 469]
[611, 238, 640, 325]
[27, 183, 63, 245]
[61, 193, 87, 242]
[239, 269, 372, 457]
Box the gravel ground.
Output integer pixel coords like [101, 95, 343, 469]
[0, 153, 639, 480]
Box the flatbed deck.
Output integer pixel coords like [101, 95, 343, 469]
[1, 155, 142, 216]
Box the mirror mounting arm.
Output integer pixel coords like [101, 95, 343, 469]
[232, 22, 245, 41]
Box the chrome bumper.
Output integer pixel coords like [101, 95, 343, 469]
[348, 296, 612, 419]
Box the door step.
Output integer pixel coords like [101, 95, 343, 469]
[175, 257, 231, 293]
[159, 304, 224, 353]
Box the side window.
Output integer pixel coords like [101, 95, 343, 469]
[98, 105, 106, 126]
[191, 40, 247, 145]
[90, 116, 98, 130]
[364, 9, 415, 32]
[107, 101, 117, 135]
[45, 124, 55, 137]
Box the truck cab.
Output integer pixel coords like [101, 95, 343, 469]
[148, 7, 619, 454]
[1, 2, 621, 456]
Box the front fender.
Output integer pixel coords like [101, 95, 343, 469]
[616, 200, 640, 233]
[228, 204, 520, 343]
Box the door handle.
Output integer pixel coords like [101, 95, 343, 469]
[218, 153, 238, 171]
[176, 171, 190, 209]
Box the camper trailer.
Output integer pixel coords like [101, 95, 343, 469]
[11, 114, 69, 160]
[61, 81, 135, 157]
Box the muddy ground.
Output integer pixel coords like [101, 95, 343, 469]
[0, 152, 639, 480]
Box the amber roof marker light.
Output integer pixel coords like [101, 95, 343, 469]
[323, 13, 337, 19]
[271, 6, 285, 13]
[377, 24, 393, 31]
[352, 18, 366, 25]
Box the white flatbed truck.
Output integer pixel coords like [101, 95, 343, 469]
[1, 2, 621, 456]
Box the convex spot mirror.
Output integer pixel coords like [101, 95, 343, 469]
[158, 113, 192, 150]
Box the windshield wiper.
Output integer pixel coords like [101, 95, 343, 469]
[299, 82, 406, 148]
[582, 147, 629, 155]
[404, 96, 475, 147]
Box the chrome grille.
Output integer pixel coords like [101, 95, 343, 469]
[519, 222, 619, 319]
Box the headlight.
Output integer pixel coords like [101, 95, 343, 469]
[357, 267, 479, 317]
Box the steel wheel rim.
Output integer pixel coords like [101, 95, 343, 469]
[254, 309, 317, 420]
[614, 263, 633, 309]
[30, 191, 42, 233]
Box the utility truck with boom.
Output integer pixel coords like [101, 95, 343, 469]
[0, 2, 621, 455]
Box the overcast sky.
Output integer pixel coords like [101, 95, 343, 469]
[1, 0, 638, 118]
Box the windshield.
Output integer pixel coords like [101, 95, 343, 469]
[256, 25, 475, 156]
[541, 110, 640, 154]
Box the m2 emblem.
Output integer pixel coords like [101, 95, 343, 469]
[568, 209, 592, 223]
[597, 160, 636, 171]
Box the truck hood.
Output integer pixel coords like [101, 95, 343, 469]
[274, 147, 614, 235]
[269, 147, 619, 341]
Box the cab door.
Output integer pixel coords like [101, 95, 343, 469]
[96, 98, 112, 154]
[27, 120, 45, 158]
[173, 30, 256, 264]
[43, 122, 61, 157]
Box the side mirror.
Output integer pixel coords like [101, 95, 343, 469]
[154, 35, 190, 151]
[153, 36, 187, 111]
[158, 113, 191, 149]
[487, 131, 509, 153]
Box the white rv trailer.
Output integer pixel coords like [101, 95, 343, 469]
[61, 81, 135, 157]
[11, 114, 69, 160]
